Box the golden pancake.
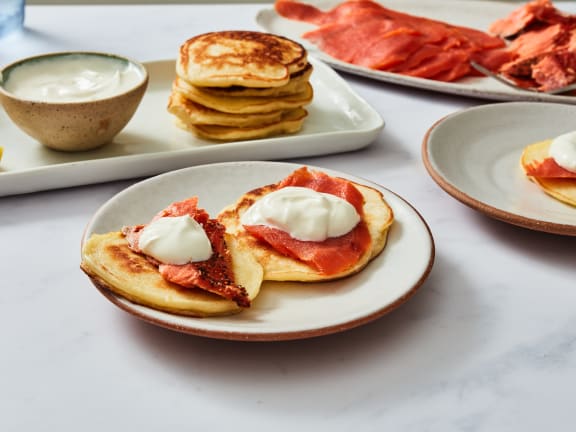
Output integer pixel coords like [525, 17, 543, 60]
[80, 231, 263, 317]
[173, 77, 313, 114]
[218, 175, 394, 282]
[198, 63, 313, 98]
[167, 91, 285, 127]
[177, 107, 308, 141]
[177, 31, 308, 88]
[521, 139, 576, 207]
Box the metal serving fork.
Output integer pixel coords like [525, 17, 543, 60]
[470, 61, 576, 95]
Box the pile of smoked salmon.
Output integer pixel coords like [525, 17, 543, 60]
[275, 0, 576, 92]
[490, 0, 576, 91]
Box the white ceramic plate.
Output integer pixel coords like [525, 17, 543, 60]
[0, 57, 383, 197]
[82, 161, 435, 341]
[423, 102, 576, 236]
[257, 0, 576, 103]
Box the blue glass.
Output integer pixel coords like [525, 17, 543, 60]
[0, 0, 25, 38]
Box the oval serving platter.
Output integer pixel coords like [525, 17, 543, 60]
[257, 0, 576, 104]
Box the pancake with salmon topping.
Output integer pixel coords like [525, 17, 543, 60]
[521, 138, 576, 207]
[81, 197, 263, 317]
[218, 167, 394, 282]
[177, 30, 309, 88]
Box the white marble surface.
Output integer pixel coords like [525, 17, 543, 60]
[1, 3, 575, 431]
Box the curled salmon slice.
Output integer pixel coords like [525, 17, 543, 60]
[525, 158, 576, 179]
[123, 197, 250, 307]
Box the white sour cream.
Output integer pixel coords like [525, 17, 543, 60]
[240, 186, 360, 242]
[3, 54, 144, 102]
[139, 215, 213, 265]
[549, 131, 576, 173]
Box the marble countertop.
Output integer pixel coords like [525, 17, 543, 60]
[1, 3, 575, 431]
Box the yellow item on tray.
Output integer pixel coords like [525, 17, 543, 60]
[521, 138, 576, 207]
[168, 30, 313, 141]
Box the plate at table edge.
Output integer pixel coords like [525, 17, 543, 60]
[256, 0, 576, 104]
[0, 56, 383, 197]
[81, 161, 435, 341]
[422, 102, 576, 236]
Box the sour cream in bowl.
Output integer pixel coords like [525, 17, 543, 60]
[0, 51, 148, 151]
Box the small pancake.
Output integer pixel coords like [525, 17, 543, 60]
[167, 91, 285, 127]
[80, 231, 263, 317]
[198, 63, 313, 98]
[177, 31, 308, 88]
[521, 139, 576, 207]
[173, 77, 313, 114]
[218, 176, 394, 282]
[177, 107, 308, 141]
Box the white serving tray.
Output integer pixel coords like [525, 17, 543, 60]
[0, 57, 384, 197]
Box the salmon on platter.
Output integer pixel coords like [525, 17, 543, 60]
[273, 0, 576, 93]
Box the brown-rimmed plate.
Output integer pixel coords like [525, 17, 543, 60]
[423, 102, 576, 236]
[81, 161, 435, 341]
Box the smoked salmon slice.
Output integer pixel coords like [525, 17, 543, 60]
[525, 158, 576, 178]
[243, 167, 372, 276]
[123, 197, 251, 307]
[276, 0, 385, 27]
[275, 0, 508, 82]
[302, 17, 421, 67]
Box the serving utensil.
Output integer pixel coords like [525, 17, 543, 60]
[470, 61, 576, 95]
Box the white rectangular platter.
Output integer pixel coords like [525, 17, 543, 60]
[0, 57, 384, 197]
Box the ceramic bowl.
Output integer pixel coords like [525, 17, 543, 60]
[0, 51, 149, 151]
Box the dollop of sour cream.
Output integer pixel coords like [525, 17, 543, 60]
[240, 186, 361, 242]
[3, 54, 144, 102]
[139, 215, 212, 265]
[549, 131, 576, 173]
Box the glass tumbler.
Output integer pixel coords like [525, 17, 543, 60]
[0, 0, 25, 38]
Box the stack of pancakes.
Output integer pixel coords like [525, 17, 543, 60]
[168, 31, 314, 141]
